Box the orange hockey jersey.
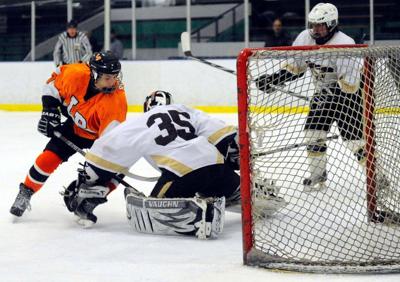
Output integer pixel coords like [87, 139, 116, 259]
[45, 63, 127, 140]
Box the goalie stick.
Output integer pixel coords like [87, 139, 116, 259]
[180, 32, 310, 102]
[54, 131, 158, 185]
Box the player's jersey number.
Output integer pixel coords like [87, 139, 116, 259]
[67, 96, 88, 129]
[147, 110, 196, 146]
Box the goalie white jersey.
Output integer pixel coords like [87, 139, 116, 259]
[283, 30, 362, 94]
[85, 104, 236, 177]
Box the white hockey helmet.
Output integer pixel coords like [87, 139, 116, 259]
[308, 3, 338, 40]
[143, 90, 173, 112]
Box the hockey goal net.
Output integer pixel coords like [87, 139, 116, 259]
[237, 45, 400, 273]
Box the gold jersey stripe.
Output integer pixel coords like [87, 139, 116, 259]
[85, 152, 128, 174]
[307, 151, 326, 157]
[216, 152, 224, 164]
[157, 181, 173, 198]
[151, 155, 193, 176]
[281, 63, 307, 75]
[338, 78, 360, 94]
[208, 126, 237, 145]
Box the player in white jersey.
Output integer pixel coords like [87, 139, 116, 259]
[255, 3, 372, 191]
[63, 91, 287, 238]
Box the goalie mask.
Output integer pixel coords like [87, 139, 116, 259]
[89, 51, 122, 94]
[143, 90, 173, 112]
[308, 3, 339, 45]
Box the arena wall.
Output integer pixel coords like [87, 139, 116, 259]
[0, 60, 240, 113]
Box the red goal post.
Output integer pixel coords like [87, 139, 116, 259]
[237, 44, 400, 273]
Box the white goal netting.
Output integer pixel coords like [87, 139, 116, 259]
[238, 45, 400, 273]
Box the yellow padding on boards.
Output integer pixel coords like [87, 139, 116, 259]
[3, 104, 400, 115]
[0, 104, 304, 114]
[0, 104, 42, 111]
[0, 104, 239, 113]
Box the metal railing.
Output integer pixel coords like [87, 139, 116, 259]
[191, 2, 243, 42]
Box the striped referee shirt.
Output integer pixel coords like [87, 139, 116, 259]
[53, 31, 93, 66]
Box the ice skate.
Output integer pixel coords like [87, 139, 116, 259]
[74, 199, 99, 228]
[10, 183, 34, 217]
[303, 170, 328, 192]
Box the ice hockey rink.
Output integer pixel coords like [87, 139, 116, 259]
[0, 111, 398, 282]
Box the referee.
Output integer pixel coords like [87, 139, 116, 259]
[53, 19, 92, 66]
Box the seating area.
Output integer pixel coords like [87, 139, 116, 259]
[251, 0, 400, 44]
[0, 0, 399, 61]
[0, 0, 102, 61]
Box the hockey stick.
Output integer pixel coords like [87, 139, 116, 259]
[54, 132, 146, 197]
[180, 32, 310, 102]
[54, 131, 159, 183]
[252, 134, 340, 158]
[181, 31, 236, 75]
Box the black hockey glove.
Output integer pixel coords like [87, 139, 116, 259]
[225, 134, 240, 171]
[255, 70, 300, 93]
[255, 74, 282, 93]
[37, 107, 61, 137]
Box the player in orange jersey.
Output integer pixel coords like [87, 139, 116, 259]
[10, 51, 127, 217]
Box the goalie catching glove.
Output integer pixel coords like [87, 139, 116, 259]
[215, 131, 240, 170]
[225, 132, 240, 170]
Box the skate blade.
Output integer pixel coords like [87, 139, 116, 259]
[303, 182, 327, 193]
[10, 214, 22, 223]
[73, 215, 95, 228]
[9, 207, 30, 222]
[76, 218, 95, 228]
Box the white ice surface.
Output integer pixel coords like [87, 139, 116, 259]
[1, 112, 399, 282]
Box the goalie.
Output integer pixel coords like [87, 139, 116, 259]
[63, 91, 287, 239]
[255, 3, 386, 191]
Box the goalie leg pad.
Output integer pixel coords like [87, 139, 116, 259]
[125, 189, 225, 239]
